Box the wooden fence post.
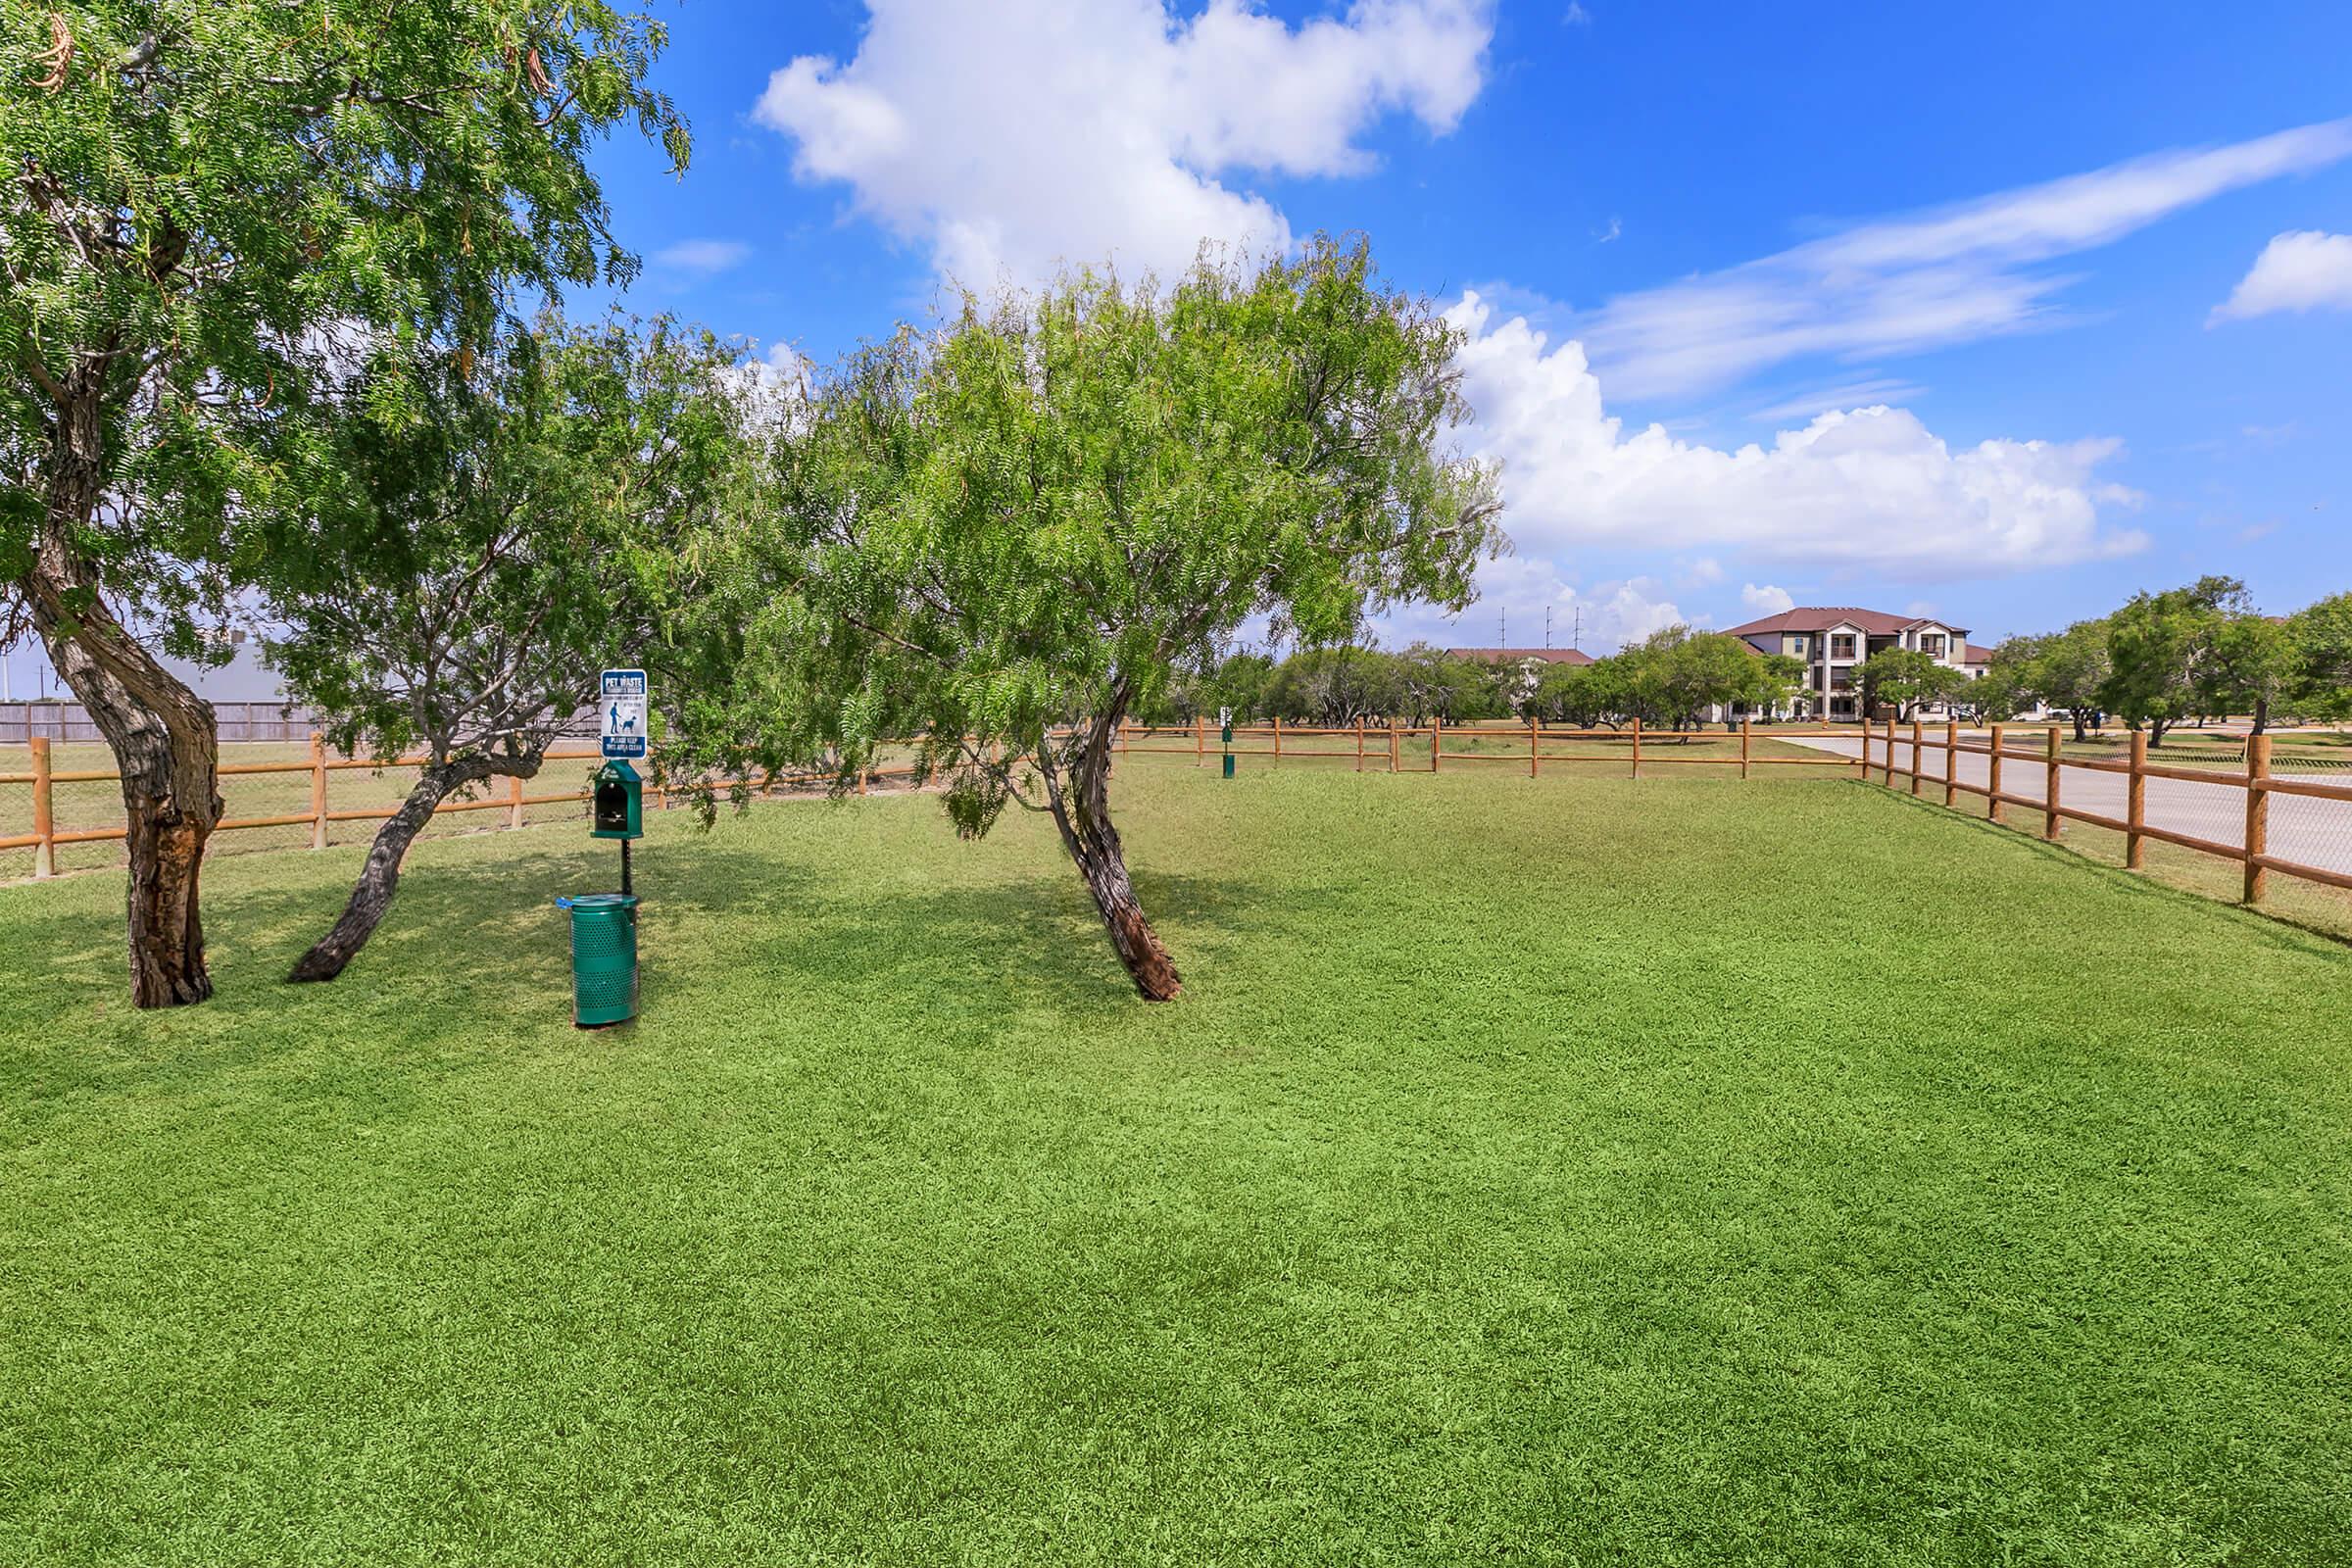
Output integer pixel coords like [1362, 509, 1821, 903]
[1909, 718, 1924, 797]
[29, 735, 55, 879]
[1987, 723, 2005, 825]
[1273, 715, 1283, 766]
[1630, 716, 1642, 779]
[1942, 718, 1958, 808]
[1357, 716, 1366, 773]
[1197, 714, 1205, 767]
[508, 771, 525, 832]
[2043, 726, 2062, 841]
[2126, 731, 2147, 869]
[309, 731, 329, 850]
[1431, 717, 1442, 772]
[1529, 713, 1539, 778]
[1389, 718, 1398, 773]
[2244, 733, 2271, 904]
[1740, 717, 1750, 781]
[1886, 716, 1899, 787]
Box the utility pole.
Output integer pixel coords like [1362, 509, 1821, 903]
[1545, 606, 1552, 650]
[1573, 607, 1583, 653]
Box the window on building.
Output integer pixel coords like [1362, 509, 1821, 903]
[1830, 634, 1857, 660]
[1788, 634, 1809, 657]
[1922, 634, 1945, 657]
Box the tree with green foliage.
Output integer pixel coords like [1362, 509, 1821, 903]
[666, 240, 1502, 1000]
[2009, 621, 2112, 740]
[1261, 645, 1408, 725]
[2196, 610, 2294, 734]
[1856, 647, 1975, 720]
[0, 1, 687, 1005]
[1745, 652, 1810, 723]
[2102, 576, 2252, 746]
[261, 315, 751, 982]
[1612, 626, 1766, 735]
[1531, 659, 1622, 728]
[1199, 651, 1278, 723]
[2286, 592, 2352, 723]
[1971, 639, 2042, 722]
[1393, 642, 1493, 725]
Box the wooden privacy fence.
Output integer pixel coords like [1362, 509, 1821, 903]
[0, 736, 910, 881]
[1860, 717, 2352, 904]
[1117, 716, 1871, 779]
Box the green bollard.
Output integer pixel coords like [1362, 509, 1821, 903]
[558, 892, 639, 1027]
[1221, 716, 1235, 779]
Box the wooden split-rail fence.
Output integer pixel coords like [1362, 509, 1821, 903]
[1113, 715, 1866, 778]
[0, 737, 908, 881]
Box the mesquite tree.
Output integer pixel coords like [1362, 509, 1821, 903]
[0, 1, 685, 1005]
[262, 316, 751, 981]
[668, 239, 1501, 1000]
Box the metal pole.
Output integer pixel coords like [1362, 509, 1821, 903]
[620, 837, 633, 899]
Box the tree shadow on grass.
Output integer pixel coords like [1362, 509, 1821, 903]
[1, 832, 1275, 1065]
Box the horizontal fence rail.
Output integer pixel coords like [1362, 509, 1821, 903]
[0, 736, 917, 882]
[11, 717, 2349, 917]
[1117, 715, 1873, 779]
[1856, 717, 2352, 904]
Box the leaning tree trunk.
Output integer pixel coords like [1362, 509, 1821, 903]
[24, 383, 222, 1007]
[289, 758, 501, 982]
[1044, 715, 1182, 1002]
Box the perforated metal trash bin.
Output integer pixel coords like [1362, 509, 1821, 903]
[557, 893, 638, 1027]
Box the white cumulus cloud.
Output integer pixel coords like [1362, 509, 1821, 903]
[752, 0, 1493, 287]
[1445, 291, 2148, 579]
[1740, 583, 1794, 614]
[2210, 229, 2352, 323]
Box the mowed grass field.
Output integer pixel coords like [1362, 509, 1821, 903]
[2, 760, 2348, 1565]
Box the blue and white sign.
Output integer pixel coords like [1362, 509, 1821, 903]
[600, 668, 648, 760]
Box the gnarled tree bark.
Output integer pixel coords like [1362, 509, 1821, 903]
[23, 376, 224, 1007]
[288, 756, 514, 982]
[1042, 710, 1181, 1002]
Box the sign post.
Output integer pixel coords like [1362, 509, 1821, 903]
[600, 669, 648, 896]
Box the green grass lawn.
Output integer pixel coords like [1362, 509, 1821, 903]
[3, 762, 2348, 1564]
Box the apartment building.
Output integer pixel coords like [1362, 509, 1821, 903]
[1720, 608, 1989, 721]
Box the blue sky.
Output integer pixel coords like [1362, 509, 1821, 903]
[9, 0, 2345, 697]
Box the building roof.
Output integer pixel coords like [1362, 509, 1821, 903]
[1720, 607, 1972, 639]
[1445, 647, 1594, 666]
[1964, 643, 1997, 663]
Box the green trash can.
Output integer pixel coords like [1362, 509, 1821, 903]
[557, 893, 638, 1027]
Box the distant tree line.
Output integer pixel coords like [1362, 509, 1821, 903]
[1972, 576, 2346, 744]
[1142, 626, 1810, 735]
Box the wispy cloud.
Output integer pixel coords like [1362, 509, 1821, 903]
[652, 239, 754, 278]
[1743, 377, 1930, 424]
[1578, 118, 2352, 400]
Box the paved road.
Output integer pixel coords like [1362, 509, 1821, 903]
[1787, 734, 2352, 878]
